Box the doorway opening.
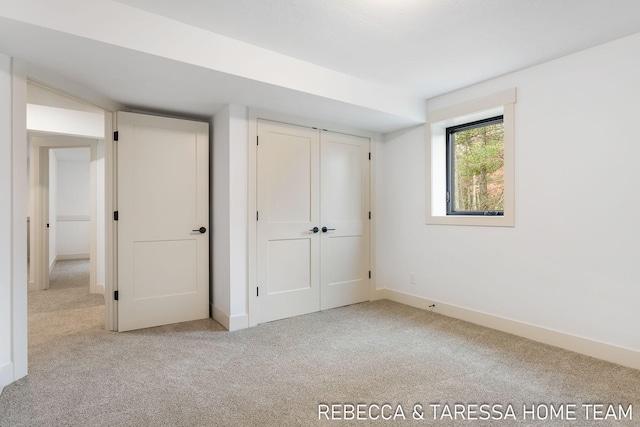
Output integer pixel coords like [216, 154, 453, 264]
[31, 145, 105, 333]
[26, 81, 109, 337]
[28, 138, 103, 296]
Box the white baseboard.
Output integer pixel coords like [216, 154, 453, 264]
[49, 253, 89, 274]
[28, 280, 37, 292]
[0, 362, 14, 395]
[229, 314, 249, 331]
[212, 305, 229, 330]
[93, 282, 105, 295]
[56, 253, 90, 261]
[212, 305, 249, 332]
[376, 288, 640, 371]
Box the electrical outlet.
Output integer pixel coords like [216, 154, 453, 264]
[409, 272, 416, 284]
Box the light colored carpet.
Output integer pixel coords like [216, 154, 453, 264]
[1, 266, 638, 426]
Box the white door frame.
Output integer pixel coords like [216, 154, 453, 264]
[247, 109, 379, 327]
[29, 143, 49, 293]
[104, 112, 115, 332]
[29, 136, 98, 293]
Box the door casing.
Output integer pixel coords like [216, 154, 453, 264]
[29, 136, 99, 295]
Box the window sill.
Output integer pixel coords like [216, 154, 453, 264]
[426, 214, 514, 227]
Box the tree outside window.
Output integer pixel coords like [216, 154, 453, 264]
[447, 116, 504, 215]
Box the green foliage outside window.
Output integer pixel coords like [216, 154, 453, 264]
[451, 121, 504, 213]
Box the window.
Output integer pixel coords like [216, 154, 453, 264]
[426, 88, 515, 227]
[446, 116, 504, 216]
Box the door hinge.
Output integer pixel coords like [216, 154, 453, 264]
[256, 211, 259, 221]
[256, 136, 259, 146]
[256, 287, 259, 297]
[368, 211, 371, 220]
[368, 270, 372, 279]
[113, 131, 119, 141]
[368, 152, 371, 160]
[113, 211, 119, 221]
[114, 290, 119, 300]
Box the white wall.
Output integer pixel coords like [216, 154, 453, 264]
[54, 149, 91, 257]
[377, 32, 640, 365]
[228, 106, 248, 321]
[212, 104, 249, 331]
[212, 107, 230, 322]
[0, 55, 28, 393]
[0, 52, 14, 392]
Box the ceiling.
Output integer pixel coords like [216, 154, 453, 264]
[114, 0, 640, 99]
[2, 0, 640, 133]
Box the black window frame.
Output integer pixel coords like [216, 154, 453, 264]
[446, 115, 505, 216]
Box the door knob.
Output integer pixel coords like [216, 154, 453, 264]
[309, 227, 319, 233]
[192, 227, 207, 234]
[321, 226, 335, 233]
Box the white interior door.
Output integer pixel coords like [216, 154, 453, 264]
[257, 120, 370, 323]
[116, 112, 209, 332]
[320, 131, 370, 310]
[257, 120, 320, 323]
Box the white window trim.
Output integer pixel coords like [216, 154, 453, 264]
[426, 88, 516, 227]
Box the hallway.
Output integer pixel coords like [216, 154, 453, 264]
[28, 260, 104, 354]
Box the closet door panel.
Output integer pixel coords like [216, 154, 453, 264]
[257, 120, 320, 323]
[320, 131, 370, 310]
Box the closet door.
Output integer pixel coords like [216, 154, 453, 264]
[320, 131, 370, 310]
[256, 121, 370, 323]
[257, 120, 321, 323]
